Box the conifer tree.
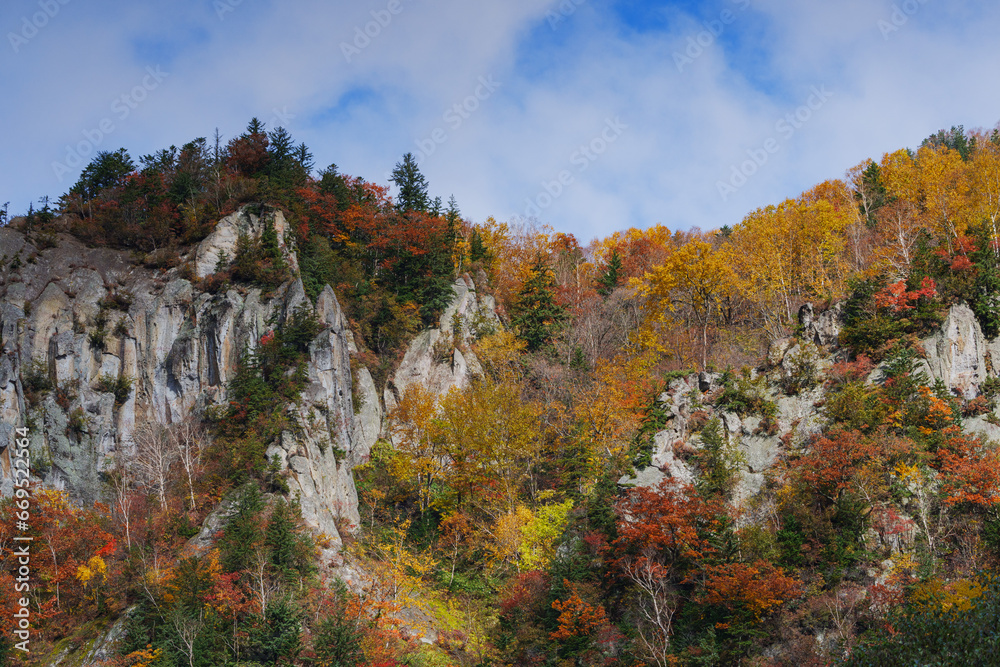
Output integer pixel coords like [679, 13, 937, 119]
[596, 249, 622, 297]
[511, 257, 566, 352]
[390, 152, 429, 212]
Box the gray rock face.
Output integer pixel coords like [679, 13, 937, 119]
[799, 302, 843, 348]
[352, 366, 382, 462]
[0, 209, 358, 546]
[625, 371, 825, 502]
[919, 302, 988, 399]
[627, 302, 1000, 507]
[390, 276, 496, 401]
[193, 207, 298, 278]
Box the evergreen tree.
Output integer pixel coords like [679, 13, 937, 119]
[511, 256, 566, 352]
[218, 484, 265, 573]
[390, 152, 429, 212]
[859, 161, 888, 224]
[247, 598, 302, 664]
[318, 163, 352, 208]
[696, 417, 742, 498]
[267, 126, 305, 191]
[71, 148, 136, 200]
[295, 142, 314, 173]
[469, 229, 491, 265]
[922, 124, 974, 161]
[268, 126, 294, 163]
[972, 224, 1000, 338]
[245, 116, 266, 137]
[596, 249, 622, 297]
[446, 194, 460, 225]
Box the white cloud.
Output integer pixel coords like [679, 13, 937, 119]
[3, 0, 1000, 241]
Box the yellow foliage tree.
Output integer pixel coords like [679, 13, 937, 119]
[970, 138, 1000, 257]
[724, 191, 850, 340]
[436, 379, 542, 519]
[388, 383, 446, 513]
[644, 238, 735, 369]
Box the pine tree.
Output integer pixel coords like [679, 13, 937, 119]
[218, 484, 265, 573]
[511, 257, 566, 352]
[446, 194, 460, 225]
[245, 117, 266, 137]
[696, 417, 742, 498]
[390, 152, 429, 212]
[71, 148, 136, 201]
[266, 499, 298, 576]
[469, 229, 490, 264]
[295, 142, 314, 173]
[596, 249, 622, 297]
[267, 126, 304, 191]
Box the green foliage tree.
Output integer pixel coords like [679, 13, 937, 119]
[846, 577, 1000, 666]
[596, 248, 622, 297]
[246, 598, 302, 664]
[219, 484, 265, 573]
[511, 257, 566, 352]
[696, 417, 743, 499]
[70, 148, 136, 201]
[390, 152, 429, 213]
[922, 124, 974, 161]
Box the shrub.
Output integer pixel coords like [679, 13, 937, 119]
[88, 328, 107, 351]
[99, 290, 133, 311]
[94, 373, 133, 405]
[231, 218, 290, 290]
[846, 575, 1000, 666]
[696, 417, 745, 498]
[142, 248, 181, 269]
[713, 370, 777, 422]
[67, 407, 87, 437]
[21, 358, 52, 406]
[779, 342, 820, 395]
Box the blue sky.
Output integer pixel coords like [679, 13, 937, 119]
[3, 0, 1000, 243]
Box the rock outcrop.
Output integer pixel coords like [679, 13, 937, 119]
[388, 276, 499, 404]
[918, 302, 988, 400]
[0, 207, 357, 546]
[624, 370, 825, 504]
[627, 302, 1000, 508]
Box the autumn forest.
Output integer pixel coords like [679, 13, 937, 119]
[4, 119, 1000, 665]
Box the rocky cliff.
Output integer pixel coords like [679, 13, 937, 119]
[0, 207, 358, 545]
[628, 301, 1000, 508]
[0, 207, 502, 553]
